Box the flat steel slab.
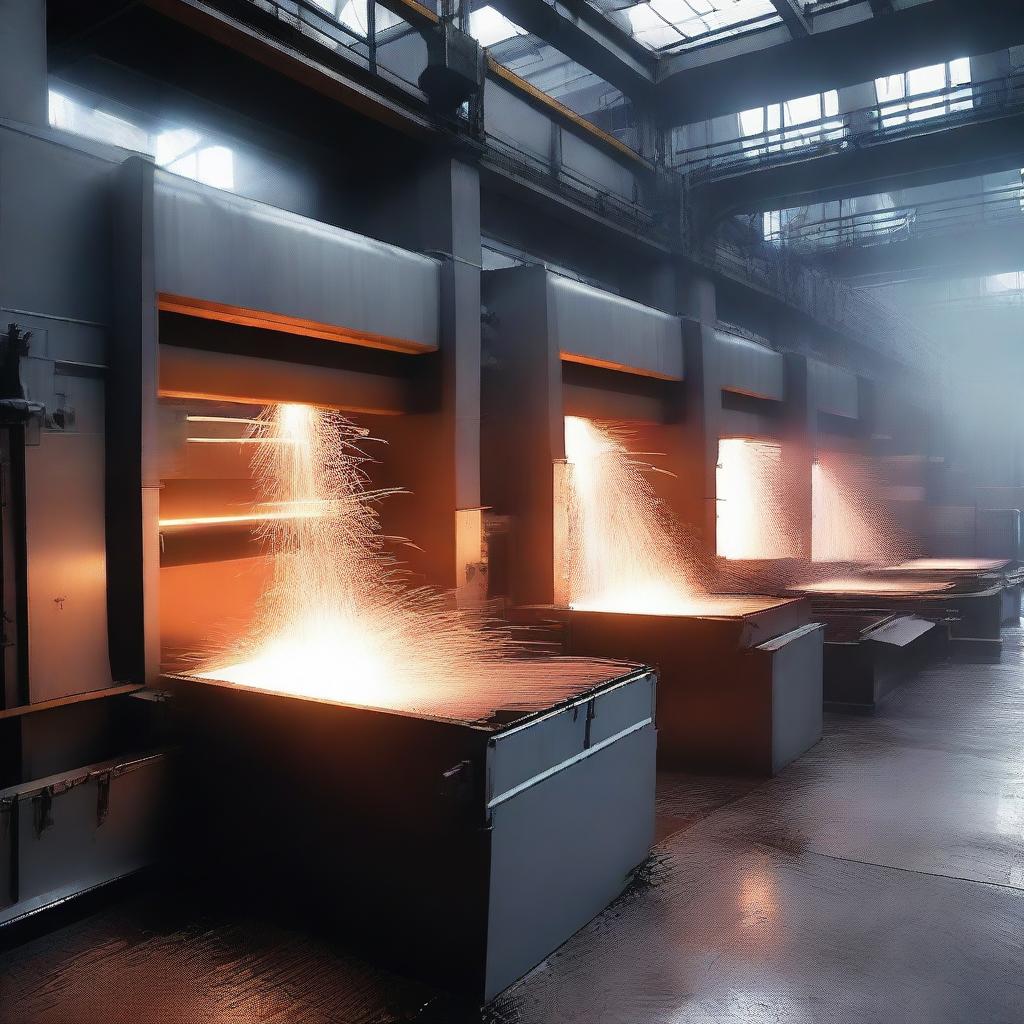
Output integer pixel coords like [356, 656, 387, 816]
[524, 595, 811, 651]
[796, 576, 956, 598]
[880, 557, 1011, 574]
[555, 606, 822, 774]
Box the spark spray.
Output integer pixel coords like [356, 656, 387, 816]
[811, 451, 911, 565]
[195, 404, 614, 718]
[557, 416, 710, 615]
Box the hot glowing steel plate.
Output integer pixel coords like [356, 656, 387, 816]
[175, 656, 638, 726]
[513, 597, 821, 775]
[557, 603, 823, 775]
[879, 558, 1011, 574]
[797, 577, 955, 597]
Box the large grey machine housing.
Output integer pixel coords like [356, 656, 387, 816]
[173, 663, 656, 1003]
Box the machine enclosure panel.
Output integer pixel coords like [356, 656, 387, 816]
[563, 610, 823, 775]
[154, 173, 441, 350]
[548, 275, 683, 381]
[486, 721, 655, 999]
[822, 619, 943, 710]
[175, 669, 656, 1002]
[0, 752, 169, 925]
[715, 329, 784, 401]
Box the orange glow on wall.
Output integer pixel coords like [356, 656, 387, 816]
[556, 417, 709, 615]
[812, 452, 903, 564]
[159, 507, 322, 529]
[716, 438, 800, 560]
[188, 404, 620, 718]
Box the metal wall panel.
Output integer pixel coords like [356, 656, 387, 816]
[485, 722, 655, 1001]
[25, 426, 112, 703]
[153, 172, 440, 350]
[558, 129, 638, 201]
[715, 329, 784, 401]
[484, 80, 641, 202]
[0, 751, 168, 925]
[0, 127, 114, 325]
[484, 80, 553, 161]
[12, 315, 113, 704]
[809, 358, 860, 418]
[486, 670, 655, 803]
[549, 275, 683, 380]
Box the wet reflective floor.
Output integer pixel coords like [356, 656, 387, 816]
[3, 629, 1024, 1023]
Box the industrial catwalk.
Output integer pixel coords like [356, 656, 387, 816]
[3, 626, 1022, 1024]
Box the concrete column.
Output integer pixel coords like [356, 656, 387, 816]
[782, 352, 814, 560]
[0, 0, 48, 126]
[681, 272, 717, 326]
[108, 157, 161, 685]
[678, 319, 722, 560]
[676, 269, 722, 559]
[378, 156, 483, 601]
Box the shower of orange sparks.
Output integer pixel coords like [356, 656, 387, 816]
[812, 451, 908, 564]
[192, 404, 619, 718]
[716, 438, 801, 560]
[558, 417, 710, 615]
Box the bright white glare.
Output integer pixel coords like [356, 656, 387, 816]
[470, 6, 526, 48]
[716, 438, 800, 560]
[626, 0, 777, 48]
[985, 271, 1024, 294]
[739, 89, 842, 156]
[155, 129, 235, 190]
[48, 89, 237, 192]
[875, 59, 973, 126]
[48, 90, 149, 152]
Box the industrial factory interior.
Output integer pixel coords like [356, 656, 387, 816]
[3, 0, 1024, 1020]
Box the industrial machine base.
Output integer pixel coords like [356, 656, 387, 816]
[172, 664, 656, 1003]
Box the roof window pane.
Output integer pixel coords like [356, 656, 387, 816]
[470, 6, 527, 48]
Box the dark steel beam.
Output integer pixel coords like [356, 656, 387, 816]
[658, 0, 1024, 124]
[487, 0, 656, 101]
[770, 0, 809, 38]
[867, 0, 894, 15]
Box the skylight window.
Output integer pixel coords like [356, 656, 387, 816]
[308, 0, 402, 39]
[622, 0, 778, 50]
[985, 271, 1024, 294]
[875, 59, 972, 128]
[470, 6, 527, 48]
[739, 89, 841, 157]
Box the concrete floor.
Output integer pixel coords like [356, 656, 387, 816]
[2, 630, 1023, 1023]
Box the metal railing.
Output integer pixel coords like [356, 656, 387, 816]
[673, 73, 1024, 182]
[248, 0, 439, 94]
[482, 128, 661, 240]
[232, 0, 934, 364]
[704, 238, 936, 367]
[761, 182, 1024, 254]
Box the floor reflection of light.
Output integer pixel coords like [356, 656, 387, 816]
[739, 867, 779, 927]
